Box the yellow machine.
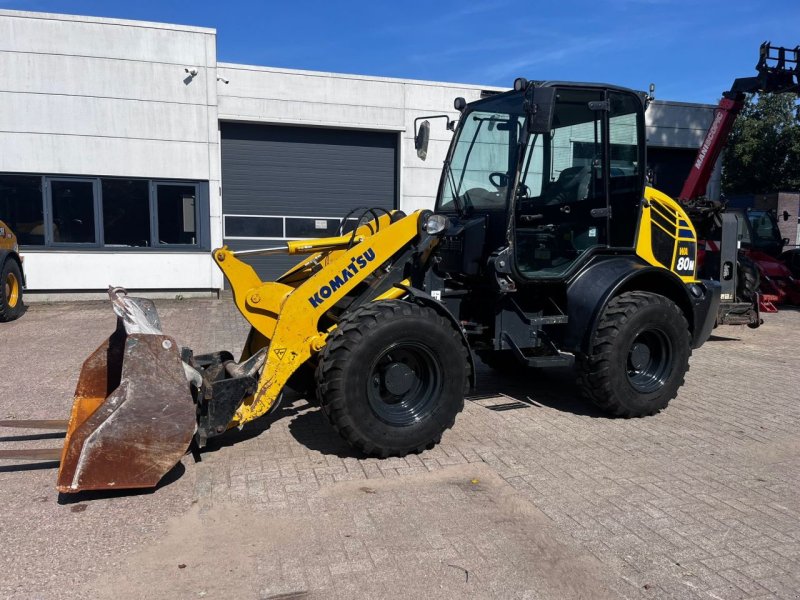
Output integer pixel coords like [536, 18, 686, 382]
[0, 219, 25, 322]
[1, 80, 719, 493]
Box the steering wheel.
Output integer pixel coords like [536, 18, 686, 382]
[489, 172, 509, 190]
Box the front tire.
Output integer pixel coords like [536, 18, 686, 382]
[577, 291, 690, 417]
[0, 259, 24, 322]
[316, 300, 468, 457]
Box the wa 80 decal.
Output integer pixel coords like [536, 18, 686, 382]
[308, 248, 377, 308]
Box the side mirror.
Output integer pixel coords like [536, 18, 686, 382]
[526, 87, 556, 134]
[783, 210, 790, 222]
[415, 120, 431, 161]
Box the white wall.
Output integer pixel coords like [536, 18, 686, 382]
[22, 252, 216, 290]
[0, 10, 223, 290]
[217, 63, 498, 214]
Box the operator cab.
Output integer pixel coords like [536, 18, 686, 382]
[428, 83, 647, 283]
[737, 208, 790, 257]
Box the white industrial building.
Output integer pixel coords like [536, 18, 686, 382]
[0, 9, 721, 296]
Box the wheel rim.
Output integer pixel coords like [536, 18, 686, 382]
[626, 328, 672, 394]
[5, 272, 19, 308]
[366, 342, 443, 426]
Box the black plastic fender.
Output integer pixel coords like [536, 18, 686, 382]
[395, 284, 477, 390]
[560, 255, 715, 354]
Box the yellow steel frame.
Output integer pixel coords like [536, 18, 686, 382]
[213, 211, 422, 428]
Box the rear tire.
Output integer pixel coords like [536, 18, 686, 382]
[316, 300, 468, 457]
[0, 259, 24, 322]
[577, 291, 690, 417]
[736, 254, 760, 303]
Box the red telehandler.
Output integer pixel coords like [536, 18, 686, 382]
[677, 43, 800, 322]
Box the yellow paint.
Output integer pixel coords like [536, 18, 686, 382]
[635, 187, 699, 283]
[374, 278, 411, 301]
[5, 271, 19, 308]
[214, 212, 425, 427]
[0, 220, 17, 252]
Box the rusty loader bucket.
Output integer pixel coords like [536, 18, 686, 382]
[0, 289, 198, 493]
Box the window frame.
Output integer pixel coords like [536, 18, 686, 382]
[0, 173, 47, 247]
[151, 180, 202, 249]
[100, 177, 152, 249]
[222, 213, 360, 241]
[46, 176, 103, 248]
[0, 172, 208, 252]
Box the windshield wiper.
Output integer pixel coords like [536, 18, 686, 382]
[443, 159, 468, 217]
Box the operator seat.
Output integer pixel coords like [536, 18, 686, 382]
[542, 166, 591, 205]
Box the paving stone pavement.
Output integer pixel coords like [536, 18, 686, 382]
[0, 297, 798, 599]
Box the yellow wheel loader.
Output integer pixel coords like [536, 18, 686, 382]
[0, 80, 720, 493]
[0, 219, 25, 322]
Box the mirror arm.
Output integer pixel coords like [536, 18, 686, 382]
[414, 114, 455, 138]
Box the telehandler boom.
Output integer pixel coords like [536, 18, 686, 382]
[1, 78, 720, 493]
[677, 43, 800, 318]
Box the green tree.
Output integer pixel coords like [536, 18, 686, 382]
[722, 93, 800, 194]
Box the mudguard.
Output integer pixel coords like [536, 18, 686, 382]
[396, 284, 477, 390]
[560, 255, 719, 353]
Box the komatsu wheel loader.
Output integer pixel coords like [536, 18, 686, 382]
[0, 79, 719, 494]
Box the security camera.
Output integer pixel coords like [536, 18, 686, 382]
[217, 76, 230, 84]
[185, 67, 199, 77]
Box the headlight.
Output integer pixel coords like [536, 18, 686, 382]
[423, 214, 448, 235]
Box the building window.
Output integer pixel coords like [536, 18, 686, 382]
[50, 179, 98, 244]
[224, 215, 283, 238]
[0, 175, 45, 246]
[155, 183, 198, 245]
[223, 214, 359, 240]
[102, 179, 150, 247]
[285, 217, 341, 238]
[0, 172, 207, 250]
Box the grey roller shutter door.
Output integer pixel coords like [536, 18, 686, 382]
[221, 122, 397, 280]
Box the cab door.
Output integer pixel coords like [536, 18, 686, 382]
[607, 90, 646, 248]
[514, 87, 609, 278]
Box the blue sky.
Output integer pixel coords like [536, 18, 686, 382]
[2, 0, 798, 103]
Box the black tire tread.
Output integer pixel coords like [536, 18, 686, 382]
[577, 291, 690, 417]
[736, 254, 760, 303]
[0, 258, 24, 323]
[315, 300, 469, 457]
